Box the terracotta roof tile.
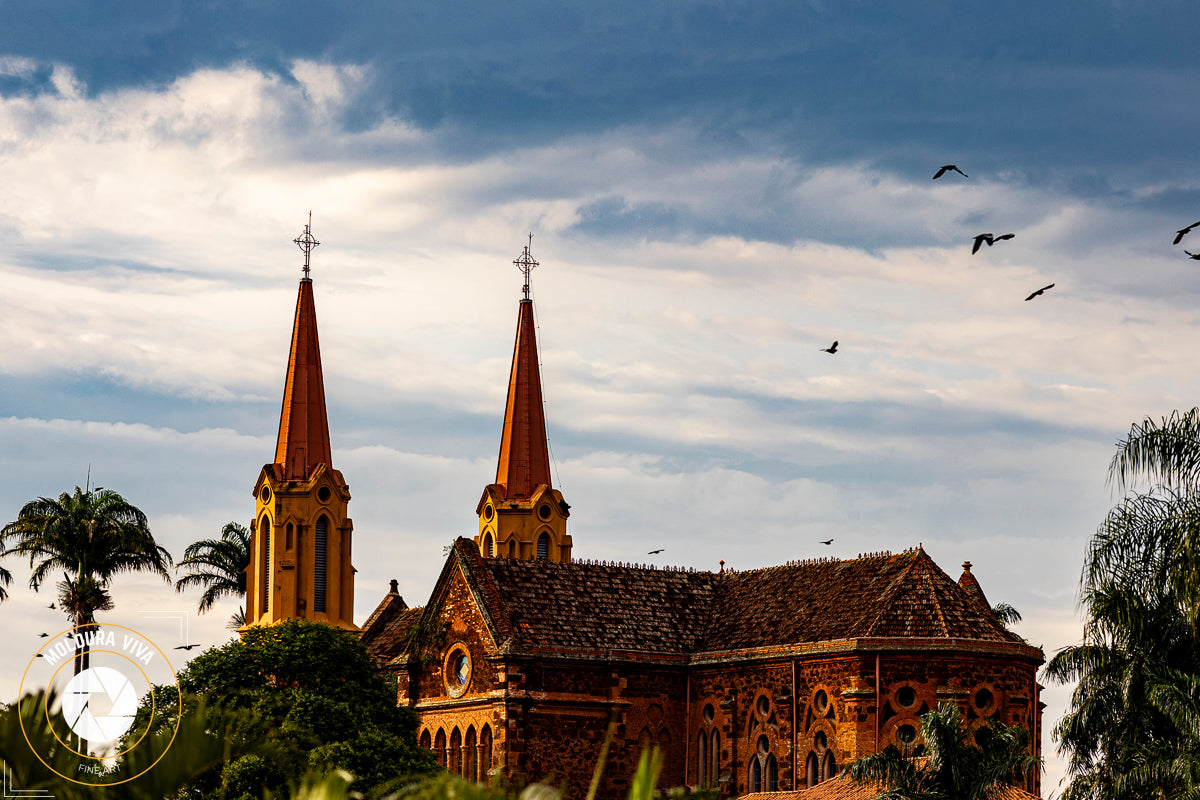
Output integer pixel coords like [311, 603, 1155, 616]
[359, 591, 424, 665]
[368, 541, 1028, 660]
[741, 777, 1041, 800]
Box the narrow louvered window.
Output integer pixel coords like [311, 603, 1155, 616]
[314, 516, 328, 612]
[536, 532, 549, 561]
[260, 517, 271, 614]
[483, 533, 494, 557]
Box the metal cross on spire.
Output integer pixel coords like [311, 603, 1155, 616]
[294, 211, 320, 280]
[513, 232, 539, 300]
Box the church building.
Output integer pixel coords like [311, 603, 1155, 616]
[249, 223, 1045, 799]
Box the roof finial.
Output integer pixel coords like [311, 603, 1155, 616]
[513, 232, 539, 300]
[294, 211, 320, 281]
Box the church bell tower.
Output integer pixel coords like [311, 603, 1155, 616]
[475, 238, 572, 561]
[242, 216, 357, 632]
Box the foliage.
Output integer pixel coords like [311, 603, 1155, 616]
[158, 619, 436, 798]
[846, 701, 1039, 800]
[174, 521, 251, 628]
[1047, 408, 1200, 800]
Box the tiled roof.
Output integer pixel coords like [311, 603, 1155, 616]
[359, 590, 424, 665]
[702, 549, 1018, 649]
[740, 776, 1040, 800]
[481, 548, 715, 653]
[395, 540, 1026, 657]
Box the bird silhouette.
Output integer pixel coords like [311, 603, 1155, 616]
[819, 538, 834, 545]
[933, 165, 967, 179]
[48, 603, 55, 609]
[971, 233, 993, 255]
[820, 341, 838, 354]
[1185, 250, 1200, 260]
[1174, 221, 1200, 245]
[991, 233, 1015, 244]
[39, 632, 49, 638]
[647, 549, 664, 555]
[1025, 283, 1055, 301]
[174, 644, 200, 651]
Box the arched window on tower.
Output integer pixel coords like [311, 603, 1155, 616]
[697, 730, 708, 787]
[749, 756, 762, 793]
[765, 754, 778, 791]
[314, 515, 328, 613]
[260, 517, 271, 615]
[483, 533, 494, 557]
[536, 532, 550, 561]
[822, 750, 837, 781]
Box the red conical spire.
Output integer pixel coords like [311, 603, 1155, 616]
[274, 277, 332, 480]
[494, 299, 552, 500]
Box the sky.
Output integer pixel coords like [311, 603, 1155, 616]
[1, 1, 1198, 794]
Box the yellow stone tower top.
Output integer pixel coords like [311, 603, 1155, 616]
[242, 216, 357, 632]
[475, 238, 571, 561]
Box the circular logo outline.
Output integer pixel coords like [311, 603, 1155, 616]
[19, 623, 183, 786]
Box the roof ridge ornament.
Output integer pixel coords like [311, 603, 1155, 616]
[294, 211, 320, 281]
[513, 232, 539, 300]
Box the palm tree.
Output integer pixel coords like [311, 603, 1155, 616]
[846, 701, 1039, 800]
[0, 486, 172, 672]
[1044, 408, 1200, 799]
[174, 522, 251, 629]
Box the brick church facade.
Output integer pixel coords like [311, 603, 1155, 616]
[246, 229, 1044, 799]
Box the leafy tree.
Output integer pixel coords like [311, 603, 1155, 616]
[0, 486, 171, 672]
[174, 521, 251, 629]
[142, 619, 436, 799]
[1046, 409, 1200, 800]
[846, 701, 1039, 800]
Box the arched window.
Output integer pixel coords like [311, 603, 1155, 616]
[434, 728, 447, 768]
[536, 532, 550, 561]
[765, 754, 778, 792]
[419, 729, 431, 750]
[711, 731, 720, 786]
[449, 727, 462, 776]
[285, 522, 294, 550]
[465, 726, 477, 782]
[314, 515, 328, 613]
[822, 751, 837, 781]
[749, 757, 762, 793]
[259, 517, 271, 615]
[697, 730, 708, 787]
[807, 752, 819, 788]
[507, 539, 517, 558]
[483, 532, 494, 557]
[480, 724, 493, 782]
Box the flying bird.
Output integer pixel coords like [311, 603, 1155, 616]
[1025, 283, 1055, 301]
[174, 644, 201, 651]
[819, 538, 834, 545]
[933, 165, 968, 179]
[820, 341, 838, 354]
[1174, 221, 1200, 245]
[991, 233, 1015, 244]
[1185, 250, 1200, 260]
[971, 233, 993, 255]
[647, 549, 664, 555]
[47, 603, 55, 609]
[39, 633, 49, 638]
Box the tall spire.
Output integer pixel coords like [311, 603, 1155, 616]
[495, 237, 551, 500]
[476, 237, 571, 562]
[274, 216, 332, 480]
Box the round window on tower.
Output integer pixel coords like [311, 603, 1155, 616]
[538, 504, 553, 521]
[260, 486, 271, 502]
[483, 504, 494, 521]
[318, 486, 331, 503]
